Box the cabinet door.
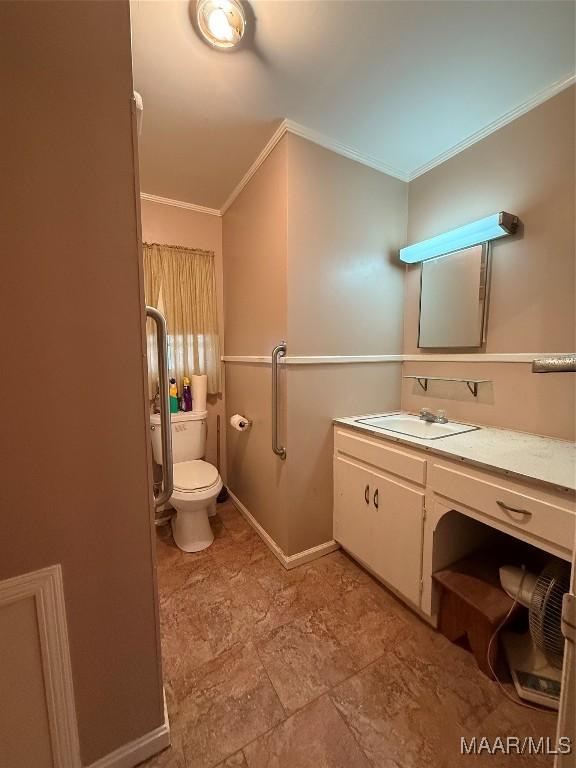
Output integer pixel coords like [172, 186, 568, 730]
[333, 456, 377, 566]
[371, 474, 425, 606]
[334, 456, 425, 606]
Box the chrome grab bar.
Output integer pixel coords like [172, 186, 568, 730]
[146, 306, 173, 507]
[271, 341, 286, 460]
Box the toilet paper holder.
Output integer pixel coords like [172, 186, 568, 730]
[230, 414, 252, 431]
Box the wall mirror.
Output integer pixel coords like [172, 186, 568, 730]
[418, 244, 489, 348]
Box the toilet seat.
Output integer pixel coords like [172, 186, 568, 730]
[173, 459, 219, 493]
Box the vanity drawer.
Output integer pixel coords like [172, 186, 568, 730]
[430, 463, 575, 549]
[334, 428, 426, 485]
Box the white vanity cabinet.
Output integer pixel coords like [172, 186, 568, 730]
[333, 430, 426, 606]
[333, 422, 576, 619]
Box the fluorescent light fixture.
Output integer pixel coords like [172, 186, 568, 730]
[399, 212, 518, 264]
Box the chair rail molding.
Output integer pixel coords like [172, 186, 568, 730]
[221, 352, 569, 365]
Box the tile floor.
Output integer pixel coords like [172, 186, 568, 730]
[141, 501, 557, 768]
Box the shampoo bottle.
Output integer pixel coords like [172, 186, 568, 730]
[169, 378, 179, 413]
[181, 376, 193, 412]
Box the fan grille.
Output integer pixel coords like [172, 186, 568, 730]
[529, 561, 571, 669]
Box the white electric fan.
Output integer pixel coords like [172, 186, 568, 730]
[499, 560, 571, 708]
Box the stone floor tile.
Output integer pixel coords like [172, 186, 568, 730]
[176, 642, 285, 768]
[329, 651, 464, 768]
[317, 584, 408, 669]
[243, 695, 371, 768]
[257, 609, 357, 713]
[308, 550, 375, 595]
[214, 752, 249, 768]
[137, 743, 186, 768]
[392, 623, 503, 731]
[217, 504, 253, 538]
[458, 697, 557, 767]
[151, 523, 558, 768]
[197, 576, 274, 656]
[159, 599, 214, 687]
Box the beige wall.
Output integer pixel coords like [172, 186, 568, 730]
[225, 362, 289, 552]
[0, 2, 163, 764]
[0, 597, 53, 768]
[285, 364, 402, 554]
[223, 139, 288, 355]
[223, 139, 290, 550]
[283, 135, 407, 554]
[140, 199, 226, 475]
[223, 135, 408, 556]
[286, 134, 407, 355]
[402, 87, 575, 439]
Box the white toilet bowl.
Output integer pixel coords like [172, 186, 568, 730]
[170, 459, 222, 552]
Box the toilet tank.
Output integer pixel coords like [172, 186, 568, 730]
[149, 410, 207, 464]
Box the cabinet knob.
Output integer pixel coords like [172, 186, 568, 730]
[364, 485, 370, 505]
[373, 488, 379, 509]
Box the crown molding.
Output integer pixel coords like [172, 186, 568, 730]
[220, 120, 288, 214]
[220, 116, 411, 215]
[145, 74, 575, 213]
[408, 73, 576, 181]
[140, 192, 221, 217]
[284, 120, 409, 182]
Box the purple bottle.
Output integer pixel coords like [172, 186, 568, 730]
[181, 377, 193, 412]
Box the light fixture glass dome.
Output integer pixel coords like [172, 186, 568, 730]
[196, 0, 246, 49]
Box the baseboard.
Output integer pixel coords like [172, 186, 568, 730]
[86, 694, 170, 768]
[283, 539, 340, 568]
[227, 490, 339, 570]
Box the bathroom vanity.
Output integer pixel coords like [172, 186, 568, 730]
[333, 413, 576, 623]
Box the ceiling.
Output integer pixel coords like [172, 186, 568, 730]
[131, 0, 575, 210]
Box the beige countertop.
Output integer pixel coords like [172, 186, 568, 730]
[333, 412, 576, 494]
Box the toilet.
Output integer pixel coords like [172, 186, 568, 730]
[150, 410, 222, 552]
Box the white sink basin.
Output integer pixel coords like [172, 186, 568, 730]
[355, 413, 480, 440]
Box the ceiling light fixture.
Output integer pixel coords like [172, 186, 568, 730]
[196, 0, 246, 49]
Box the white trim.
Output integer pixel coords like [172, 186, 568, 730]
[221, 354, 402, 365]
[222, 353, 570, 365]
[284, 539, 341, 568]
[285, 354, 403, 365]
[402, 352, 569, 364]
[85, 695, 170, 768]
[408, 74, 576, 180]
[220, 117, 410, 215]
[222, 355, 274, 364]
[140, 192, 221, 217]
[0, 565, 81, 768]
[228, 490, 339, 570]
[284, 119, 409, 181]
[221, 120, 289, 214]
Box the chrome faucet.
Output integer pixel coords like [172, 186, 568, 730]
[419, 408, 448, 424]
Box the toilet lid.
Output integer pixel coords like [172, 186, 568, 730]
[173, 460, 219, 492]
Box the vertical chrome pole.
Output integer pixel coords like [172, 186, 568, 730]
[146, 306, 173, 507]
[271, 341, 286, 460]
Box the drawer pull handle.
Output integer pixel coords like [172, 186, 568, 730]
[496, 499, 532, 521]
[373, 488, 379, 509]
[364, 485, 370, 505]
